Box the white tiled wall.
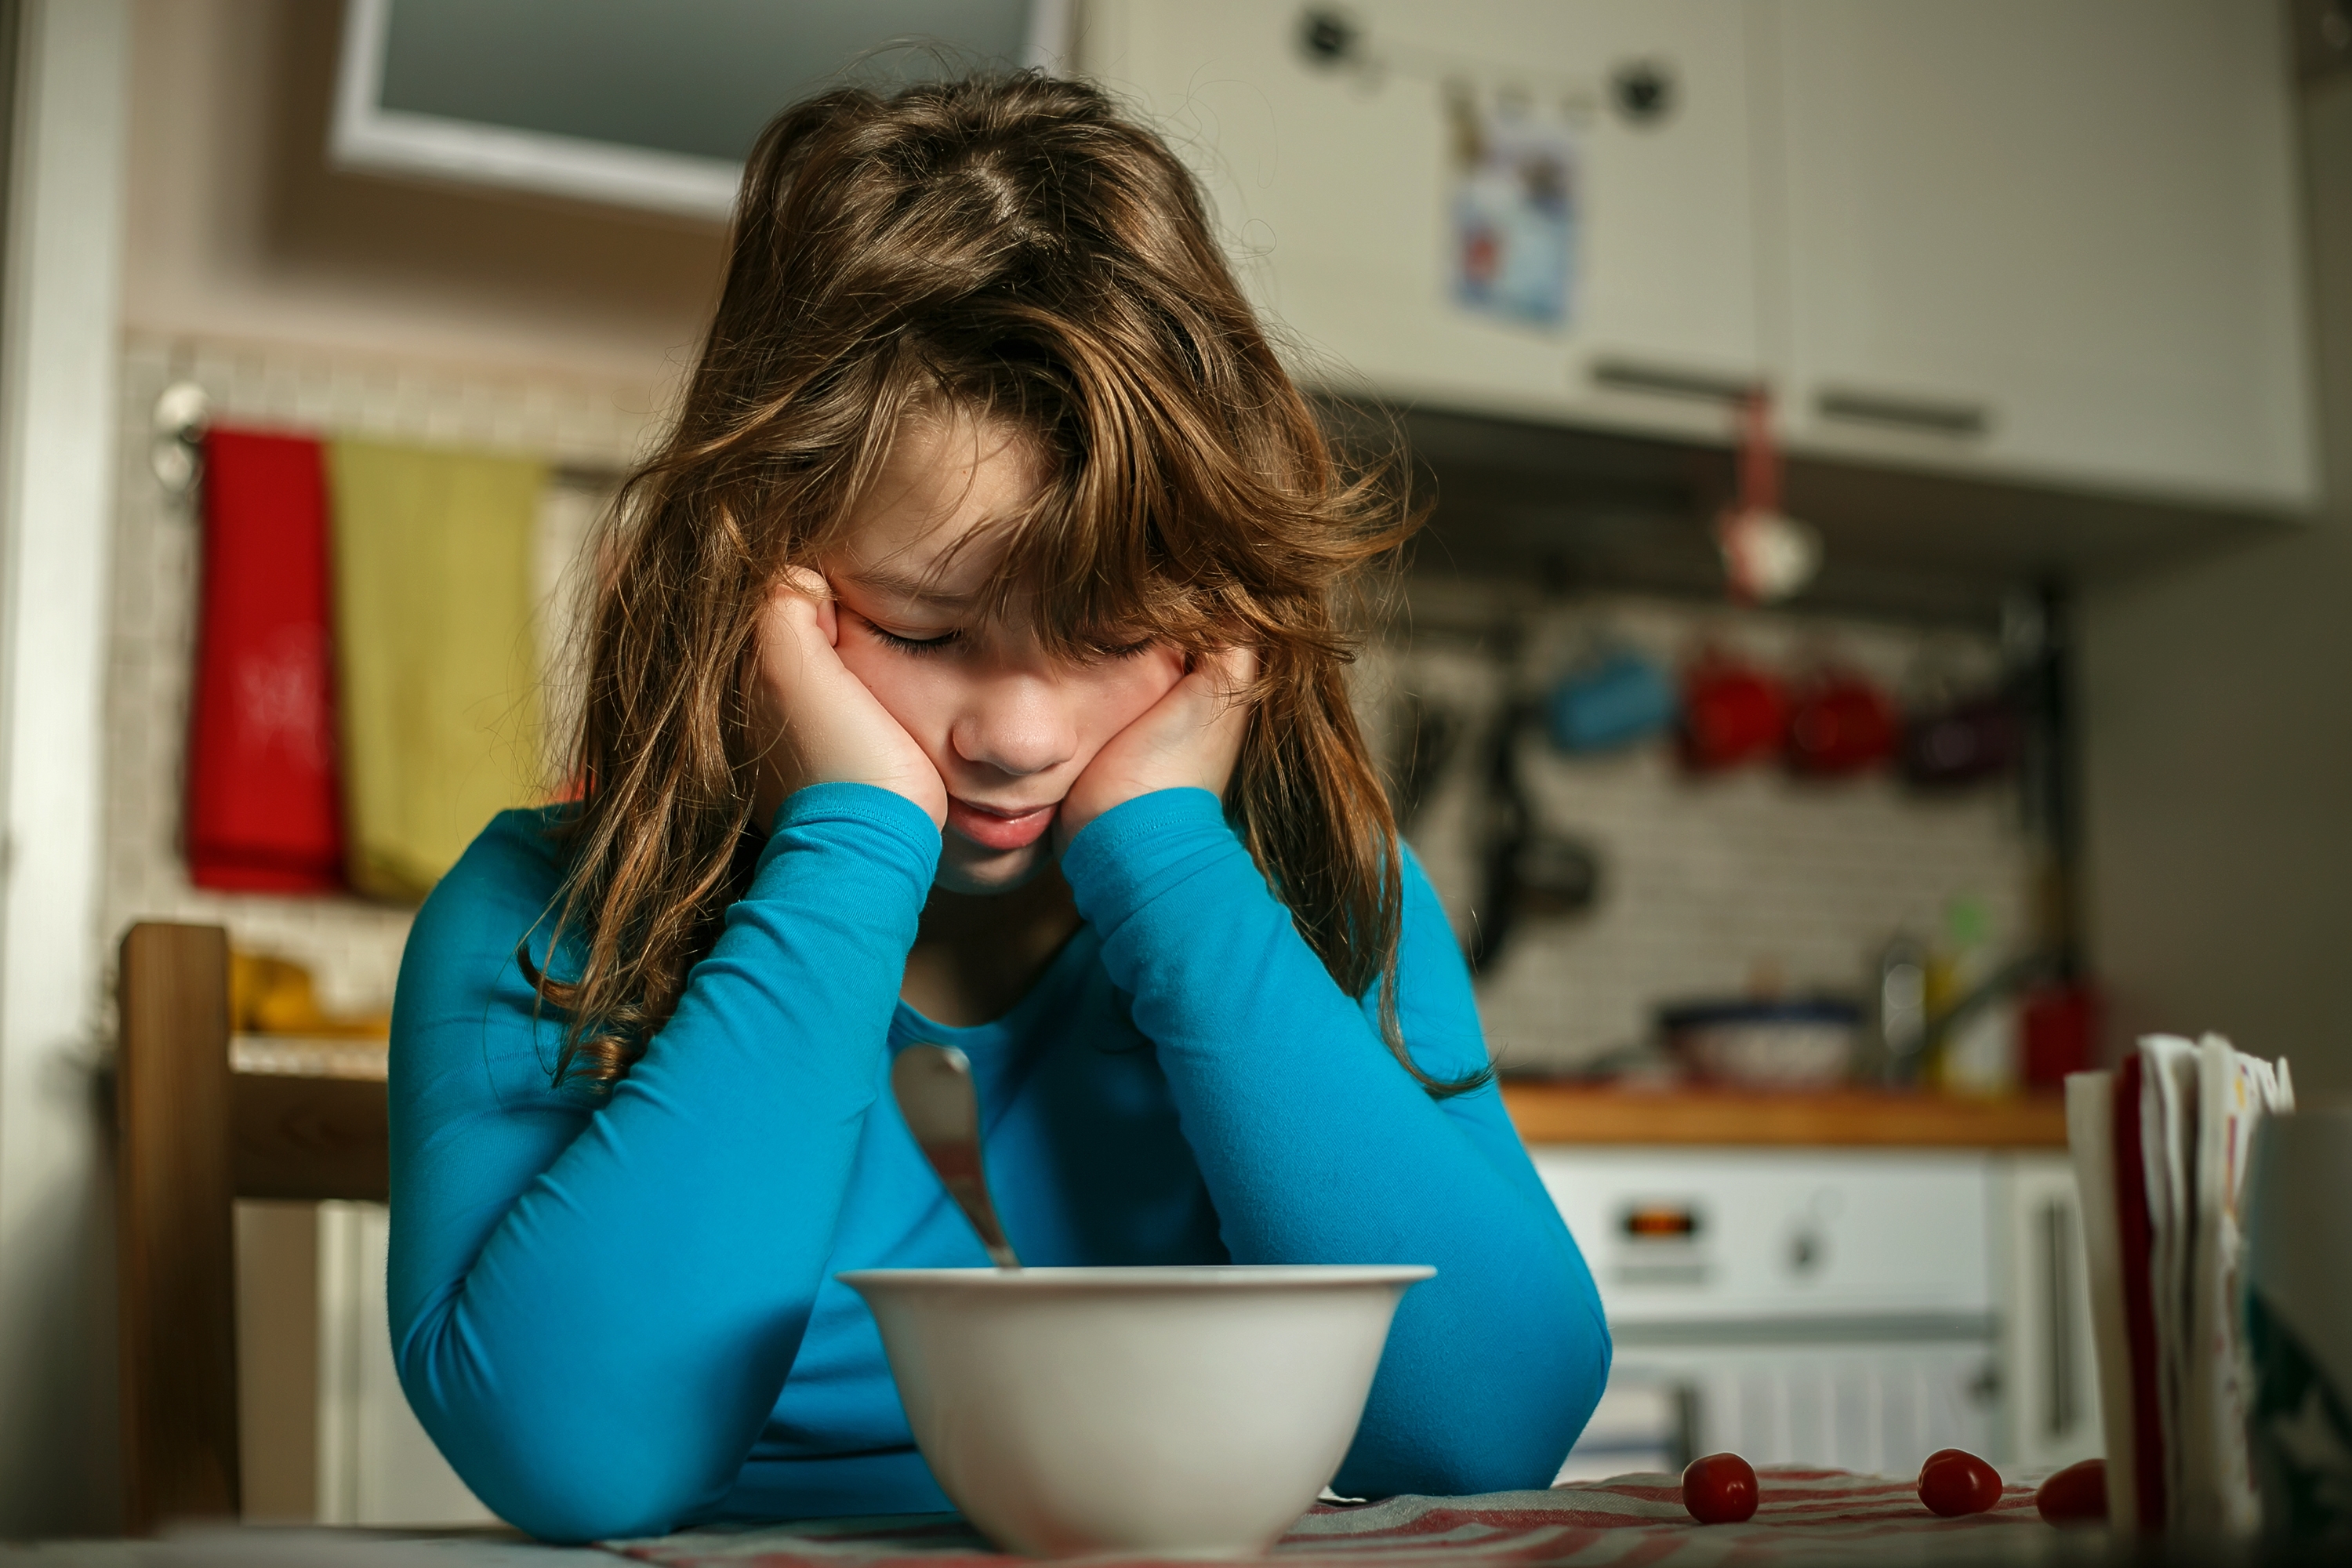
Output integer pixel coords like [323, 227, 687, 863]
[1364, 592, 2033, 1074]
[103, 333, 662, 1017]
[104, 333, 2031, 1066]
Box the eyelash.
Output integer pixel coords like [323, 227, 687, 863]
[862, 614, 1154, 663]
[870, 625, 963, 657]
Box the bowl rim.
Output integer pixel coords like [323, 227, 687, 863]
[836, 1263, 1436, 1292]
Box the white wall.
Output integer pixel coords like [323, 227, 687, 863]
[2078, 74, 2352, 1103]
[0, 0, 129, 1537]
[122, 0, 725, 391]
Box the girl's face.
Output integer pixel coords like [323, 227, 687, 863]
[825, 416, 1188, 895]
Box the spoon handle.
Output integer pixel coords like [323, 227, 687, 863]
[891, 1044, 1022, 1270]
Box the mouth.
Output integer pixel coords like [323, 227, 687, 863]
[945, 796, 1059, 852]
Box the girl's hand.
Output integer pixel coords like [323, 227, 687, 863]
[1057, 646, 1258, 848]
[749, 568, 949, 830]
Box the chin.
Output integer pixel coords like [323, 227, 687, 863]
[934, 838, 1054, 897]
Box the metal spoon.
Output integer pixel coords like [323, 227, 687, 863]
[891, 1043, 1021, 1269]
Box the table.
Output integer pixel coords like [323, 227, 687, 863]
[0, 1473, 2205, 1567]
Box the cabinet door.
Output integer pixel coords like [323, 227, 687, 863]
[1767, 0, 2315, 507]
[1089, 0, 1763, 442]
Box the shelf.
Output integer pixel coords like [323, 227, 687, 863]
[1501, 1081, 2069, 1149]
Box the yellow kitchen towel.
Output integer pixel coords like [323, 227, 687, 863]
[326, 438, 547, 902]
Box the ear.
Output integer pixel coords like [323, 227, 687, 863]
[815, 593, 840, 648]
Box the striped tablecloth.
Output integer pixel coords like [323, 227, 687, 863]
[604, 1468, 2063, 1567]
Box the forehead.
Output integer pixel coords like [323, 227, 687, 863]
[833, 413, 1042, 604]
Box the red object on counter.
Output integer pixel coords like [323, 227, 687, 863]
[1917, 1448, 2003, 1517]
[2034, 1457, 2107, 1526]
[185, 427, 347, 892]
[1682, 1452, 1760, 1524]
[1680, 652, 1788, 772]
[1785, 669, 1900, 775]
[2022, 982, 2100, 1091]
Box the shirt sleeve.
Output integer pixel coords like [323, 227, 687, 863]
[387, 784, 940, 1542]
[1059, 787, 1610, 1498]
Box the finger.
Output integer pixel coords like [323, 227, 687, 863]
[778, 564, 829, 601]
[779, 566, 844, 646]
[1196, 645, 1259, 712]
[764, 568, 844, 654]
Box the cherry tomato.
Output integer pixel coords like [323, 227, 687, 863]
[1917, 1447, 2004, 1517]
[2034, 1457, 2107, 1526]
[1681, 1451, 1759, 1524]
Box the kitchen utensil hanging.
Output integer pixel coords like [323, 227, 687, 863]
[1715, 389, 1821, 604]
[1469, 699, 1601, 974]
[1544, 641, 1676, 755]
[1784, 662, 1900, 776]
[1386, 688, 1468, 835]
[1678, 646, 1788, 773]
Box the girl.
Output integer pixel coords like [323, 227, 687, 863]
[390, 73, 1606, 1543]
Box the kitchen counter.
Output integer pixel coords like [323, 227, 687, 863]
[1501, 1082, 2069, 1149]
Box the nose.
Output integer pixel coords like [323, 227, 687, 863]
[948, 670, 1077, 781]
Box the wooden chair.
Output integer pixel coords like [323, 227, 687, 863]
[114, 921, 390, 1534]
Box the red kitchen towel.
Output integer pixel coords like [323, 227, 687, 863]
[185, 427, 347, 891]
[604, 1468, 2045, 1566]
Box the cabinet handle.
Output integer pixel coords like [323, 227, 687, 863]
[1817, 387, 1991, 438]
[1669, 1383, 1701, 1474]
[1589, 358, 1757, 405]
[2040, 1197, 2076, 1438]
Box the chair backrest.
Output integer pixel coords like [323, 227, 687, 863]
[114, 921, 390, 1535]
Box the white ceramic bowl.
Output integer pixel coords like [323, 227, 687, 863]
[838, 1264, 1433, 1558]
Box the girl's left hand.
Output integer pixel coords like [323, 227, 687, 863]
[1057, 646, 1258, 849]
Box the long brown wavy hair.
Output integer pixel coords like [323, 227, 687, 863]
[533, 71, 1472, 1095]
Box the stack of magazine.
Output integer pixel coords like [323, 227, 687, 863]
[2067, 1035, 2295, 1534]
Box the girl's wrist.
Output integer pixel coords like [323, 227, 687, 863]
[773, 778, 943, 832]
[1058, 789, 1254, 958]
[1061, 786, 1228, 876]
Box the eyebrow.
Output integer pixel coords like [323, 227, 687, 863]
[840, 564, 978, 611]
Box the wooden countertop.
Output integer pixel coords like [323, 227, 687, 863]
[229, 1039, 2070, 1149]
[1501, 1080, 2070, 1148]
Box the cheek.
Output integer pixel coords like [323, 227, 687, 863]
[1069, 650, 1188, 759]
[833, 638, 955, 750]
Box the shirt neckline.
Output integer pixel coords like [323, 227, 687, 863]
[888, 917, 1102, 1059]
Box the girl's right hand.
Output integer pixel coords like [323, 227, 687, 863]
[748, 568, 949, 831]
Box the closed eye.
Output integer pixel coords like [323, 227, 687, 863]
[868, 621, 963, 656]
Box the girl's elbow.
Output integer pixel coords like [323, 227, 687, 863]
[1555, 1308, 1612, 1451]
[483, 1468, 691, 1545]
[400, 1370, 714, 1542]
[1374, 1308, 1611, 1497]
[434, 1414, 717, 1543]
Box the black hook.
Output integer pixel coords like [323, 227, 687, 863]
[1298, 9, 1359, 67]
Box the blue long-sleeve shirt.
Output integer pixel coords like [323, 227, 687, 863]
[388, 783, 1607, 1542]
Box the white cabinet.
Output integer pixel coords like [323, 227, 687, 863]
[1088, 1, 2317, 511]
[1766, 0, 2316, 507]
[1087, 0, 1767, 444]
[1528, 1147, 2100, 1474]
